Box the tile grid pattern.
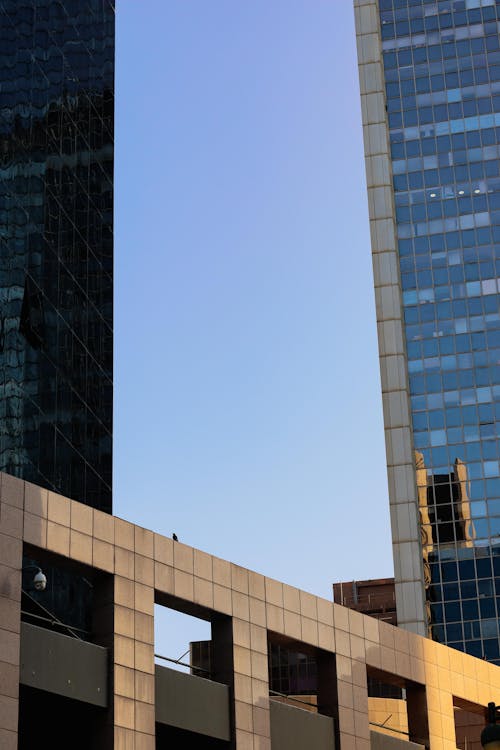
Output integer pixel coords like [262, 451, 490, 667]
[0, 475, 23, 750]
[2, 475, 500, 748]
[354, 0, 427, 636]
[112, 522, 156, 749]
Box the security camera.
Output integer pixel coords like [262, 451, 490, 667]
[33, 570, 47, 591]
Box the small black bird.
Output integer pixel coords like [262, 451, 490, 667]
[172, 533, 178, 542]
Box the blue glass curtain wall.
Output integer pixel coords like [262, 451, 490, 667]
[380, 0, 500, 664]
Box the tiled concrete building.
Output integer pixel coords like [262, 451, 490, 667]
[1, 473, 499, 749]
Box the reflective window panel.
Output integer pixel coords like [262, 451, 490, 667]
[380, 0, 500, 663]
[0, 1, 114, 512]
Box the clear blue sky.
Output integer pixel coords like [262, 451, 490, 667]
[113, 0, 393, 657]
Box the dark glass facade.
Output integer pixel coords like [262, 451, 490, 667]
[0, 0, 114, 512]
[268, 644, 317, 698]
[380, 0, 500, 662]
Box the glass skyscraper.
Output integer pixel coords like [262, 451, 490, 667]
[0, 0, 114, 512]
[356, 0, 500, 663]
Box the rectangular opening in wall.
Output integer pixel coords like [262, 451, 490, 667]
[267, 636, 337, 750]
[21, 544, 111, 645]
[454, 696, 485, 750]
[154, 595, 232, 746]
[367, 666, 429, 746]
[268, 639, 318, 712]
[18, 686, 108, 750]
[18, 546, 112, 749]
[154, 602, 212, 674]
[368, 672, 407, 740]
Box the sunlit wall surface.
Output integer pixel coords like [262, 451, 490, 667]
[381, 0, 500, 662]
[0, 1, 114, 511]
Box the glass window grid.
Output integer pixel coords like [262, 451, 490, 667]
[379, 0, 500, 662]
[0, 0, 114, 511]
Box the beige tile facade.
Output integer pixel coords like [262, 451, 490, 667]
[1, 475, 500, 748]
[354, 0, 427, 636]
[0, 475, 23, 750]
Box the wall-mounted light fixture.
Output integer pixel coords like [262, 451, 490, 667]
[22, 565, 47, 591]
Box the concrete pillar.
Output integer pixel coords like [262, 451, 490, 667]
[0, 474, 25, 750]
